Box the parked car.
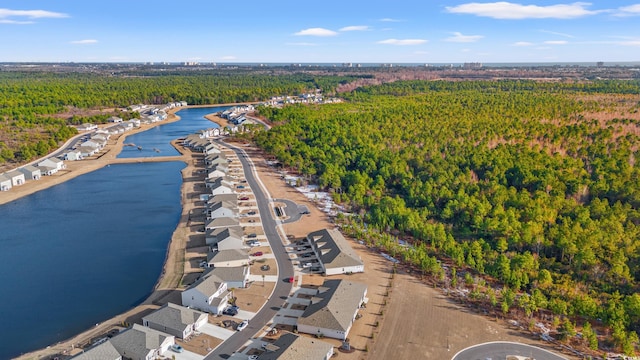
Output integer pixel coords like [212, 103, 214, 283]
[302, 262, 312, 268]
[239, 196, 249, 200]
[260, 264, 270, 271]
[247, 211, 256, 215]
[300, 210, 310, 214]
[237, 185, 245, 189]
[247, 233, 257, 238]
[247, 240, 260, 247]
[171, 344, 184, 353]
[251, 251, 264, 257]
[236, 320, 249, 331]
[223, 307, 238, 316]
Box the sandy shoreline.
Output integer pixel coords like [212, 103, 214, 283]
[12, 104, 237, 360]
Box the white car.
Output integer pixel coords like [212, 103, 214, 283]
[237, 320, 249, 331]
[302, 262, 312, 268]
[248, 241, 260, 247]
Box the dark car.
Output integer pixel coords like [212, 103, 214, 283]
[223, 307, 238, 316]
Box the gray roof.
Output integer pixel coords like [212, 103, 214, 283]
[207, 249, 249, 263]
[142, 303, 207, 334]
[207, 200, 238, 213]
[207, 226, 244, 242]
[208, 194, 237, 204]
[258, 333, 333, 360]
[110, 324, 173, 359]
[72, 341, 121, 360]
[205, 217, 240, 229]
[307, 229, 364, 270]
[297, 279, 367, 332]
[205, 153, 226, 161]
[189, 272, 225, 297]
[203, 266, 248, 284]
[0, 174, 10, 182]
[6, 170, 25, 178]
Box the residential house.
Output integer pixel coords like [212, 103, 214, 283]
[258, 333, 334, 360]
[6, 170, 26, 186]
[108, 116, 123, 123]
[296, 279, 368, 340]
[207, 249, 250, 268]
[91, 133, 110, 142]
[38, 157, 65, 171]
[19, 165, 41, 180]
[110, 324, 174, 360]
[207, 177, 234, 195]
[0, 174, 12, 191]
[71, 340, 122, 360]
[181, 271, 231, 314]
[142, 303, 208, 340]
[207, 167, 228, 180]
[76, 123, 98, 131]
[206, 226, 244, 250]
[204, 153, 227, 166]
[205, 217, 240, 231]
[64, 149, 83, 161]
[78, 146, 98, 158]
[81, 139, 106, 151]
[206, 200, 238, 219]
[202, 265, 250, 289]
[306, 229, 364, 276]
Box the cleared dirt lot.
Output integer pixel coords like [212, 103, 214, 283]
[234, 282, 276, 313]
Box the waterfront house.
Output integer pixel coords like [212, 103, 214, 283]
[91, 133, 110, 142]
[19, 165, 41, 180]
[296, 279, 368, 340]
[205, 217, 240, 230]
[108, 116, 123, 123]
[206, 226, 244, 250]
[76, 123, 98, 132]
[258, 333, 334, 360]
[71, 340, 122, 360]
[208, 193, 237, 205]
[207, 249, 250, 268]
[110, 324, 174, 360]
[38, 157, 65, 171]
[202, 265, 250, 289]
[0, 174, 12, 191]
[142, 303, 208, 340]
[181, 272, 231, 314]
[6, 170, 26, 186]
[205, 152, 226, 165]
[206, 200, 238, 219]
[306, 229, 364, 276]
[78, 146, 97, 158]
[207, 167, 228, 179]
[207, 177, 234, 195]
[64, 149, 83, 161]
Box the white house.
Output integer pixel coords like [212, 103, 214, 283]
[6, 170, 26, 186]
[207, 167, 228, 179]
[76, 123, 98, 131]
[38, 157, 65, 171]
[206, 200, 238, 219]
[208, 177, 234, 195]
[181, 272, 231, 314]
[64, 149, 83, 161]
[19, 165, 41, 180]
[258, 333, 333, 360]
[207, 249, 250, 268]
[108, 116, 123, 123]
[142, 303, 208, 339]
[206, 226, 244, 250]
[205, 217, 240, 231]
[205, 153, 227, 166]
[296, 279, 368, 340]
[202, 265, 250, 289]
[78, 146, 97, 158]
[71, 340, 122, 360]
[306, 229, 364, 276]
[110, 324, 174, 360]
[82, 139, 106, 150]
[0, 174, 12, 191]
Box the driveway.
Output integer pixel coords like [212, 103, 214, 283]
[171, 349, 203, 360]
[451, 341, 567, 360]
[200, 323, 236, 341]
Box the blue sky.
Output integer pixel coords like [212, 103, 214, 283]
[1, 1, 639, 63]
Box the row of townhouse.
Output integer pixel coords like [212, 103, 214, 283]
[0, 157, 65, 191]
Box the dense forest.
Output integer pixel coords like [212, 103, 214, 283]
[253, 79, 640, 354]
[0, 71, 356, 166]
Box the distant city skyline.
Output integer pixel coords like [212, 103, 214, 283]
[1, 1, 640, 63]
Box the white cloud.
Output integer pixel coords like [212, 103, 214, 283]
[539, 29, 574, 38]
[615, 4, 640, 16]
[444, 32, 484, 42]
[377, 38, 428, 45]
[544, 40, 569, 44]
[294, 28, 338, 36]
[0, 8, 68, 24]
[445, 2, 601, 19]
[70, 39, 98, 44]
[512, 41, 534, 46]
[379, 18, 403, 22]
[285, 42, 317, 46]
[339, 25, 370, 32]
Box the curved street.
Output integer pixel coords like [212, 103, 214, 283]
[452, 341, 568, 360]
[205, 141, 295, 359]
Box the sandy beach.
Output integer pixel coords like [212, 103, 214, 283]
[11, 104, 234, 360]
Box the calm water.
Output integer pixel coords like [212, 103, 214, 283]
[118, 106, 228, 158]
[0, 106, 226, 358]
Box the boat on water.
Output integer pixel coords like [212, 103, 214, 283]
[137, 146, 143, 151]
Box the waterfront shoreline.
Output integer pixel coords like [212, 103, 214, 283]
[12, 103, 238, 360]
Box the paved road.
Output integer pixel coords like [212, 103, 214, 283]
[205, 141, 294, 360]
[452, 341, 567, 360]
[273, 198, 303, 224]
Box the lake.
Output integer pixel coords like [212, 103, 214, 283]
[0, 106, 228, 358]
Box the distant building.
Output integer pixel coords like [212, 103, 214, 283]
[258, 333, 334, 360]
[109, 324, 175, 360]
[142, 303, 208, 339]
[306, 229, 364, 275]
